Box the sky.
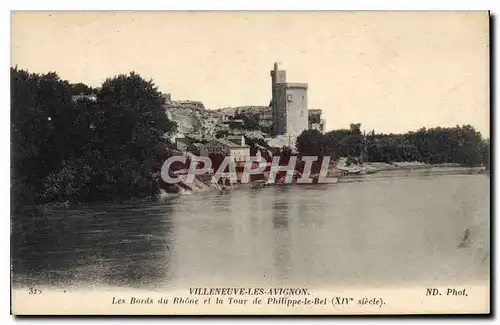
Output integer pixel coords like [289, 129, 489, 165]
[11, 11, 490, 136]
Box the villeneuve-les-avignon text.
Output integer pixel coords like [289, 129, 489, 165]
[161, 155, 339, 185]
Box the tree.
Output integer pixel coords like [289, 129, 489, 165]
[295, 129, 327, 156]
[349, 123, 361, 134]
[480, 139, 490, 170]
[11, 68, 178, 209]
[11, 67, 75, 209]
[90, 72, 177, 199]
[363, 125, 484, 165]
[324, 125, 364, 158]
[215, 130, 229, 139]
[71, 82, 95, 95]
[234, 113, 260, 130]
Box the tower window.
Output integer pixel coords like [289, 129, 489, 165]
[287, 94, 293, 102]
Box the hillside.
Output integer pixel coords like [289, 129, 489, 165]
[164, 102, 222, 140]
[164, 103, 270, 141]
[215, 106, 270, 117]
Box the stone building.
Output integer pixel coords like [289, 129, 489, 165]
[226, 135, 246, 146]
[258, 107, 274, 133]
[308, 109, 326, 133]
[270, 62, 308, 137]
[162, 93, 172, 104]
[200, 138, 250, 163]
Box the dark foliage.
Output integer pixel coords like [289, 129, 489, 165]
[234, 113, 260, 130]
[296, 129, 327, 156]
[11, 67, 177, 211]
[295, 123, 488, 167]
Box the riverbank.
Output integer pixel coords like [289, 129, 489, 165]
[20, 161, 486, 211]
[337, 158, 478, 175]
[156, 161, 485, 201]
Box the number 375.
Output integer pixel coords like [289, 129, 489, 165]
[28, 287, 42, 295]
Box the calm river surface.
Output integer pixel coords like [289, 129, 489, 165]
[11, 168, 490, 290]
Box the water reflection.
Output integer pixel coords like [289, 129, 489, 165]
[272, 187, 290, 229]
[11, 203, 176, 289]
[11, 169, 490, 289]
[271, 187, 291, 281]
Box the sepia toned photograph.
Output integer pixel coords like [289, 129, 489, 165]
[10, 11, 490, 315]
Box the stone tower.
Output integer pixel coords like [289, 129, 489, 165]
[270, 62, 308, 137]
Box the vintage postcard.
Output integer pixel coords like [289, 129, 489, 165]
[10, 11, 490, 315]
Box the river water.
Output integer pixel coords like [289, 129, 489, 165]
[11, 168, 490, 290]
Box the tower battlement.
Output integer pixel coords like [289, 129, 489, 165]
[270, 63, 308, 137]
